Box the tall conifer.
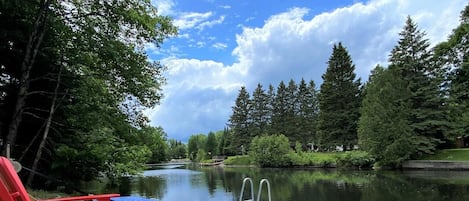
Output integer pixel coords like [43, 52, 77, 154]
[317, 43, 361, 150]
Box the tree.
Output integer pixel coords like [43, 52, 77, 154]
[317, 43, 361, 150]
[249, 134, 291, 167]
[296, 79, 319, 145]
[206, 132, 217, 156]
[168, 139, 187, 159]
[389, 16, 446, 155]
[434, 4, 469, 140]
[271, 81, 289, 136]
[136, 126, 168, 163]
[358, 65, 414, 166]
[284, 79, 299, 142]
[188, 134, 207, 160]
[250, 83, 270, 137]
[228, 87, 251, 154]
[0, 0, 177, 185]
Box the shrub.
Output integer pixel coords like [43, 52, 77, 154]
[249, 134, 291, 167]
[336, 151, 375, 169]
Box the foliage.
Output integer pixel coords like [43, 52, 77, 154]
[359, 17, 448, 167]
[287, 152, 337, 167]
[136, 126, 169, 163]
[0, 0, 177, 185]
[317, 42, 361, 150]
[434, 5, 469, 140]
[205, 132, 217, 156]
[167, 139, 187, 159]
[195, 149, 208, 162]
[250, 83, 270, 137]
[228, 87, 252, 153]
[335, 151, 375, 169]
[249, 134, 291, 167]
[358, 65, 414, 166]
[188, 134, 207, 160]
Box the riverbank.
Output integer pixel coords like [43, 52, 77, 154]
[402, 160, 469, 170]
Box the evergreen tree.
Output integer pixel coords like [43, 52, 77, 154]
[250, 83, 270, 137]
[434, 5, 469, 140]
[228, 86, 251, 154]
[317, 42, 361, 150]
[296, 79, 319, 146]
[358, 65, 413, 166]
[265, 84, 276, 134]
[271, 81, 289, 136]
[389, 16, 446, 155]
[285, 79, 299, 142]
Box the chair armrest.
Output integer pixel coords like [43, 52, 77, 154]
[39, 194, 120, 201]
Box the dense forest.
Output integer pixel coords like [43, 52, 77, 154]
[0, 0, 184, 188]
[189, 5, 469, 167]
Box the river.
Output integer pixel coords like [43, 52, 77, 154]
[87, 164, 469, 201]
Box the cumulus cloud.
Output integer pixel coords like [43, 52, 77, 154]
[149, 0, 467, 141]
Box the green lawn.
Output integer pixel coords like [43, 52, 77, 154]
[421, 148, 469, 161]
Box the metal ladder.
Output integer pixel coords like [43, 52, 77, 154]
[239, 178, 272, 201]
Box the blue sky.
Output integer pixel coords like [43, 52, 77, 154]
[145, 0, 467, 142]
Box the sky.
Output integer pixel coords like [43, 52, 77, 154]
[145, 0, 467, 142]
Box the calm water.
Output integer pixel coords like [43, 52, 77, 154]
[89, 164, 469, 201]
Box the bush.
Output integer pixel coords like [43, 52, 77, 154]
[249, 134, 291, 167]
[336, 151, 375, 169]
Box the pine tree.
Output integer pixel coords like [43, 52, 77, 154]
[317, 42, 361, 150]
[265, 84, 276, 134]
[296, 78, 319, 145]
[285, 79, 299, 142]
[271, 81, 289, 136]
[250, 83, 270, 137]
[228, 86, 251, 154]
[389, 16, 446, 155]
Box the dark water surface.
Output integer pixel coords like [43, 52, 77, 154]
[89, 164, 469, 201]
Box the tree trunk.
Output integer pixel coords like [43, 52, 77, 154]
[26, 66, 62, 186]
[3, 0, 50, 156]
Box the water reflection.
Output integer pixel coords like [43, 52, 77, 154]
[91, 164, 469, 201]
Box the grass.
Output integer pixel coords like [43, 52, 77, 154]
[223, 155, 254, 165]
[421, 148, 469, 161]
[28, 189, 72, 199]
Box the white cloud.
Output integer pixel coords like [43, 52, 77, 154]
[197, 15, 225, 31]
[220, 5, 231, 9]
[212, 42, 228, 50]
[173, 12, 213, 30]
[149, 0, 467, 141]
[151, 0, 176, 16]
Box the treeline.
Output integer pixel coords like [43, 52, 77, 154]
[190, 5, 469, 167]
[0, 0, 177, 187]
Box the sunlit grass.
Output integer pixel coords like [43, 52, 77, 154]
[28, 189, 71, 200]
[421, 148, 469, 161]
[224, 155, 254, 165]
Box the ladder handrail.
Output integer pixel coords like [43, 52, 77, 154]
[256, 179, 271, 201]
[239, 177, 255, 201]
[239, 178, 272, 201]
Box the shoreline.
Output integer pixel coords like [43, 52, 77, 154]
[402, 160, 469, 170]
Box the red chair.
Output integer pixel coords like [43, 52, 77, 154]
[0, 156, 119, 201]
